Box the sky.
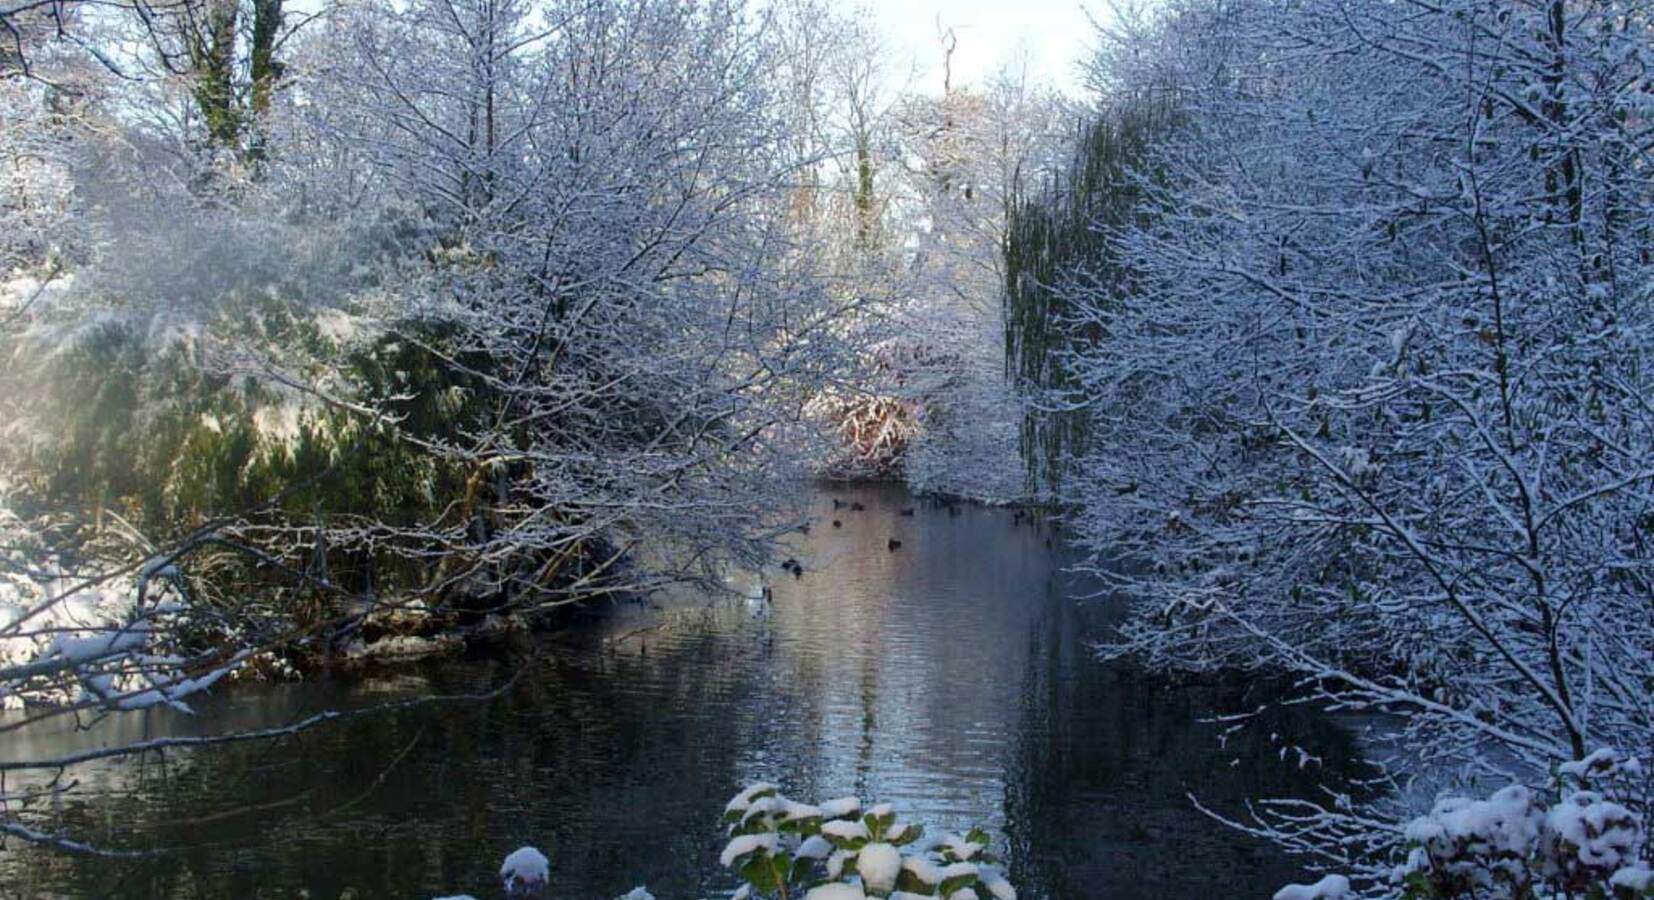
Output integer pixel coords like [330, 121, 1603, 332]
[845, 0, 1103, 97]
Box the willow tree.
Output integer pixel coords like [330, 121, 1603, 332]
[1002, 102, 1168, 496]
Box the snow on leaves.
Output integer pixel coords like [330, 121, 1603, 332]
[717, 783, 1014, 899]
[1397, 753, 1649, 899]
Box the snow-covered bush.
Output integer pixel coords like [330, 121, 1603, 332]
[437, 843, 658, 899]
[499, 845, 550, 897]
[718, 783, 1016, 900]
[1396, 752, 1649, 899]
[1274, 876, 1353, 900]
[809, 386, 920, 479]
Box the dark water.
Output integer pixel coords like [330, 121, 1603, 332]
[0, 485, 1363, 898]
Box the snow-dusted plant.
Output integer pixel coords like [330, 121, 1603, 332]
[1394, 751, 1650, 899]
[718, 783, 1016, 900]
[436, 844, 658, 899]
[500, 845, 550, 897]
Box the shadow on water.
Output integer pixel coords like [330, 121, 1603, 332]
[1003, 574, 1364, 898]
[0, 484, 1366, 898]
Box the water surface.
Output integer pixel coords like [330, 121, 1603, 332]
[0, 484, 1362, 898]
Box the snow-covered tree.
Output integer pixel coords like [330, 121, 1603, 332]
[896, 64, 1065, 501]
[315, 0, 873, 598]
[1020, 0, 1654, 893]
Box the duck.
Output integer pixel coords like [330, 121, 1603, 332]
[850, 501, 866, 511]
[887, 538, 902, 552]
[898, 507, 915, 517]
[832, 519, 842, 528]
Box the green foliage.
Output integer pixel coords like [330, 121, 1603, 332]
[0, 295, 499, 599]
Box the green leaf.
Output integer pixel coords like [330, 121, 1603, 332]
[739, 850, 790, 893]
[895, 868, 937, 893]
[823, 830, 869, 851]
[865, 810, 896, 838]
[738, 859, 776, 892]
[780, 815, 822, 835]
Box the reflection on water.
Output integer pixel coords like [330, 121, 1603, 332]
[0, 484, 1362, 898]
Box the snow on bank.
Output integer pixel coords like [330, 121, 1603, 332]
[0, 506, 239, 711]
